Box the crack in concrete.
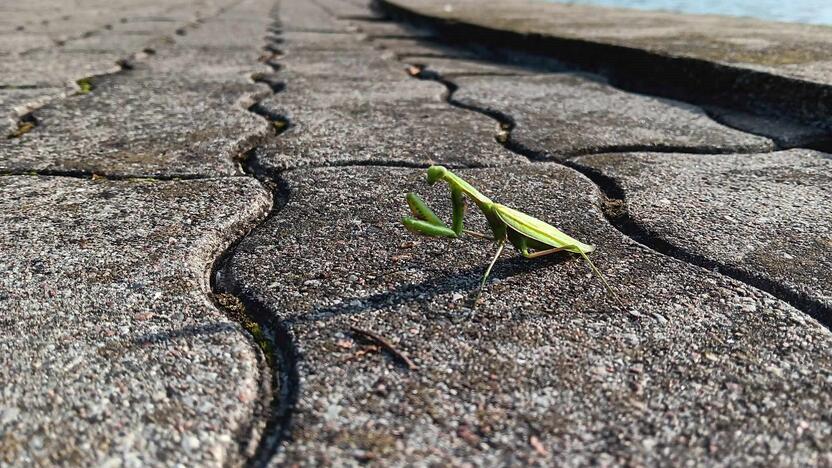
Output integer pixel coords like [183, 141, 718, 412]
[363, 6, 832, 150]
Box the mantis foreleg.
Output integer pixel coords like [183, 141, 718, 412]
[403, 192, 457, 237]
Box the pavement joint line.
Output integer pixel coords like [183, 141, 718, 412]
[351, 20, 832, 330]
[562, 157, 832, 329]
[205, 4, 299, 465]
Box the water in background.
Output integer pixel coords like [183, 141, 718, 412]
[551, 0, 832, 26]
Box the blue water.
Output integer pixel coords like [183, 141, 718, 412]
[551, 0, 832, 26]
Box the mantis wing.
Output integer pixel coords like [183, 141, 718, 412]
[495, 203, 625, 306]
[493, 203, 595, 254]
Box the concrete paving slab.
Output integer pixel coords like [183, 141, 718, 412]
[402, 56, 536, 77]
[173, 19, 272, 50]
[348, 19, 436, 39]
[0, 71, 268, 178]
[276, 48, 410, 80]
[373, 37, 482, 59]
[279, 0, 354, 33]
[226, 165, 832, 466]
[452, 74, 775, 158]
[380, 0, 832, 129]
[253, 71, 521, 169]
[572, 149, 832, 315]
[705, 107, 832, 149]
[0, 32, 55, 55]
[279, 31, 375, 52]
[1, 88, 64, 133]
[313, 0, 381, 19]
[138, 46, 270, 81]
[0, 175, 271, 466]
[0, 49, 125, 87]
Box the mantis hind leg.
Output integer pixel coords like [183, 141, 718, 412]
[522, 246, 569, 259]
[576, 249, 625, 307]
[511, 231, 625, 306]
[477, 239, 505, 301]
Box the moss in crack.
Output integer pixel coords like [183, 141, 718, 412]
[76, 78, 93, 94]
[6, 114, 37, 139]
[215, 292, 275, 367]
[272, 119, 288, 133]
[6, 122, 34, 139]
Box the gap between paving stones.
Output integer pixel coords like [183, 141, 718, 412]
[5, 0, 295, 463]
[309, 3, 810, 149]
[4, 0, 243, 143]
[206, 5, 295, 465]
[8, 0, 814, 462]
[392, 32, 828, 153]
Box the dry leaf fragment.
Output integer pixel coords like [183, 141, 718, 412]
[530, 435, 548, 456]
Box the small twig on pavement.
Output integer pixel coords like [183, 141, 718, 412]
[350, 326, 418, 370]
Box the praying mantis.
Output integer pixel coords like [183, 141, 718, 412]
[402, 166, 623, 305]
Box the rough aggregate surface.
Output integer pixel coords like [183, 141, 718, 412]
[573, 149, 832, 314]
[0, 176, 272, 466]
[382, 0, 832, 86]
[451, 74, 776, 158]
[227, 166, 832, 466]
[254, 32, 521, 170]
[0, 72, 268, 177]
[4, 0, 832, 464]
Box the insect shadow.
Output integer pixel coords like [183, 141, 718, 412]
[296, 251, 573, 324]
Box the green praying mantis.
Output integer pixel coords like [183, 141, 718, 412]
[402, 166, 623, 305]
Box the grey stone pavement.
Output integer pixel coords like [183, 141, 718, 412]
[1, 0, 831, 466]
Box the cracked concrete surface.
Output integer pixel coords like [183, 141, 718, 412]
[3, 0, 832, 465]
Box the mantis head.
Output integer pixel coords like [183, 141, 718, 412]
[426, 165, 449, 185]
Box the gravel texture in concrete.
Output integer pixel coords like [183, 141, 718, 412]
[227, 165, 832, 466]
[400, 56, 538, 77]
[0, 71, 268, 177]
[279, 0, 354, 33]
[347, 18, 437, 39]
[573, 149, 832, 317]
[0, 0, 278, 179]
[253, 32, 522, 170]
[0, 176, 271, 466]
[372, 37, 483, 60]
[450, 74, 775, 158]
